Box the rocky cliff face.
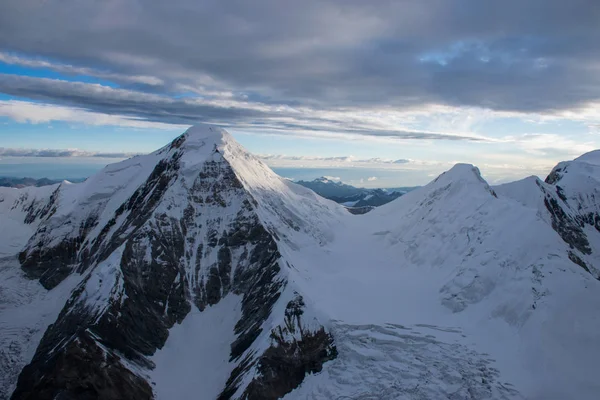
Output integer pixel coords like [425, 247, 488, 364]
[8, 126, 339, 400]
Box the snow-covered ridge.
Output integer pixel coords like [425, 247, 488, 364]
[575, 149, 600, 166]
[1, 125, 600, 400]
[0, 184, 60, 258]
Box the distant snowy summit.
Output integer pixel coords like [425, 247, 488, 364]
[1, 125, 600, 400]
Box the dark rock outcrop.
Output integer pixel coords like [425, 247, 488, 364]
[19, 150, 183, 291]
[543, 196, 592, 255]
[11, 331, 153, 400]
[231, 295, 337, 400]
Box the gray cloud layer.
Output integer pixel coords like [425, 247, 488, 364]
[0, 147, 139, 158]
[0, 74, 486, 141]
[0, 0, 599, 120]
[260, 154, 411, 164]
[0, 147, 413, 167]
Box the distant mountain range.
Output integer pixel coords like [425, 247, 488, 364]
[296, 176, 418, 212]
[0, 175, 417, 213]
[0, 177, 85, 188]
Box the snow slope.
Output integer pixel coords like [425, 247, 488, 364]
[279, 163, 600, 399]
[0, 258, 80, 400]
[2, 125, 600, 400]
[150, 295, 242, 400]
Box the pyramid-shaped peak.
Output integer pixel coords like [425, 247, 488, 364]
[435, 163, 485, 184]
[429, 162, 497, 197]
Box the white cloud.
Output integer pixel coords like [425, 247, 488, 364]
[258, 154, 416, 167]
[0, 147, 139, 158]
[503, 133, 596, 158]
[0, 100, 185, 130]
[0, 75, 495, 142]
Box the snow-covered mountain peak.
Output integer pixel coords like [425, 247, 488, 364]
[165, 124, 233, 168]
[313, 176, 342, 185]
[4, 125, 342, 399]
[434, 163, 486, 185]
[419, 162, 497, 200]
[182, 124, 232, 144]
[172, 124, 278, 185]
[543, 151, 600, 217]
[174, 126, 347, 247]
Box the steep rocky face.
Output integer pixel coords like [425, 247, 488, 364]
[238, 295, 337, 400]
[9, 126, 337, 400]
[19, 150, 182, 290]
[543, 195, 592, 255]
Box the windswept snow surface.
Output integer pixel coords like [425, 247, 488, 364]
[2, 126, 600, 399]
[150, 295, 242, 400]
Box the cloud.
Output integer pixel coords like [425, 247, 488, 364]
[0, 0, 599, 116]
[259, 155, 354, 162]
[258, 154, 417, 166]
[0, 147, 139, 158]
[0, 75, 268, 125]
[0, 147, 415, 167]
[0, 99, 186, 130]
[0, 145, 565, 186]
[0, 83, 489, 142]
[507, 133, 596, 158]
[0, 52, 164, 87]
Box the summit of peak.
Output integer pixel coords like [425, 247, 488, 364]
[314, 176, 341, 184]
[184, 124, 230, 139]
[163, 124, 237, 159]
[180, 124, 233, 146]
[436, 163, 485, 184]
[428, 162, 497, 197]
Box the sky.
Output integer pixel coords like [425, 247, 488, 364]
[0, 0, 599, 187]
